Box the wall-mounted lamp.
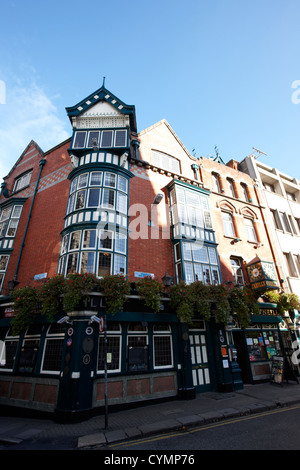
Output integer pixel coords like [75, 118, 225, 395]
[254, 242, 264, 249]
[162, 272, 173, 287]
[148, 193, 164, 227]
[231, 238, 241, 245]
[0, 182, 11, 199]
[57, 316, 73, 326]
[88, 315, 101, 325]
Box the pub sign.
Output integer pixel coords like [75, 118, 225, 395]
[247, 260, 279, 291]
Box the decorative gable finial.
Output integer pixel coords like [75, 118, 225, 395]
[102, 76, 106, 88]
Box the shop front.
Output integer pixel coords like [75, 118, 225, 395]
[233, 309, 286, 384]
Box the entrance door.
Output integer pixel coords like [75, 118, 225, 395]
[189, 327, 212, 392]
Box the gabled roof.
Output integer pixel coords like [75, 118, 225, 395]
[138, 119, 198, 162]
[65, 85, 137, 132]
[4, 140, 44, 180]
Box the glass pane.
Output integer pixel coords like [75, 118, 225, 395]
[67, 253, 78, 274]
[78, 173, 88, 188]
[246, 331, 267, 361]
[114, 254, 126, 275]
[75, 190, 86, 210]
[73, 131, 86, 148]
[42, 338, 64, 372]
[90, 172, 102, 186]
[117, 192, 127, 213]
[115, 130, 126, 147]
[192, 244, 208, 263]
[98, 252, 111, 277]
[99, 231, 113, 250]
[0, 255, 9, 271]
[82, 230, 96, 249]
[118, 176, 127, 193]
[12, 205, 22, 218]
[154, 336, 172, 367]
[80, 252, 95, 273]
[101, 130, 113, 147]
[182, 242, 192, 261]
[102, 189, 115, 209]
[184, 262, 194, 283]
[87, 131, 100, 148]
[104, 173, 116, 188]
[87, 188, 100, 208]
[69, 231, 81, 250]
[6, 220, 18, 237]
[202, 266, 211, 284]
[98, 336, 121, 371]
[115, 233, 126, 254]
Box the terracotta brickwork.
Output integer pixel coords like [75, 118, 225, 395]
[0, 139, 71, 291]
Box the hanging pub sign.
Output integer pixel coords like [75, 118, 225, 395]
[247, 259, 279, 292]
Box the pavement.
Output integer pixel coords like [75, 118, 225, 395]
[1, 380, 300, 450]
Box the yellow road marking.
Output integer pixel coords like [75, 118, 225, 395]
[108, 403, 300, 449]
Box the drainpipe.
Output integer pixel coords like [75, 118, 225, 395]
[13, 158, 46, 283]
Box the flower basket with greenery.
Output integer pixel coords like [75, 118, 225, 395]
[261, 290, 280, 304]
[38, 274, 66, 321]
[170, 281, 195, 323]
[11, 285, 39, 335]
[228, 287, 251, 328]
[135, 276, 163, 313]
[192, 281, 211, 321]
[100, 274, 130, 315]
[243, 285, 260, 315]
[277, 292, 300, 314]
[63, 272, 101, 313]
[209, 284, 231, 325]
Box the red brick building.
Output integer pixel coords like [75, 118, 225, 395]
[0, 85, 294, 419]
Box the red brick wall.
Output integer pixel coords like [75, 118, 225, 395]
[1, 140, 71, 290]
[128, 163, 175, 283]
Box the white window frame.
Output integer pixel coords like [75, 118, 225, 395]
[153, 325, 173, 370]
[40, 325, 65, 375]
[222, 211, 236, 237]
[73, 131, 87, 148]
[13, 171, 32, 192]
[244, 217, 257, 242]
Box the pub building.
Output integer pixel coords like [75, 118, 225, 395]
[0, 83, 298, 420]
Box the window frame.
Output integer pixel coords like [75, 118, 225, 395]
[222, 211, 236, 238]
[244, 217, 257, 243]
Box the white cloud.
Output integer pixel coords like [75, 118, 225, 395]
[0, 79, 70, 179]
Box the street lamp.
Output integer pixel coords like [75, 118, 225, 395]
[162, 272, 173, 288]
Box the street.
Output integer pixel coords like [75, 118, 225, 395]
[106, 404, 300, 451]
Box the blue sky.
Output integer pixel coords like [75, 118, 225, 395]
[1, 0, 300, 180]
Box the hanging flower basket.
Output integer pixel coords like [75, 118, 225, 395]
[170, 281, 195, 323]
[192, 281, 211, 321]
[135, 276, 163, 314]
[63, 273, 101, 313]
[100, 274, 130, 315]
[209, 284, 231, 325]
[11, 285, 40, 335]
[38, 274, 66, 320]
